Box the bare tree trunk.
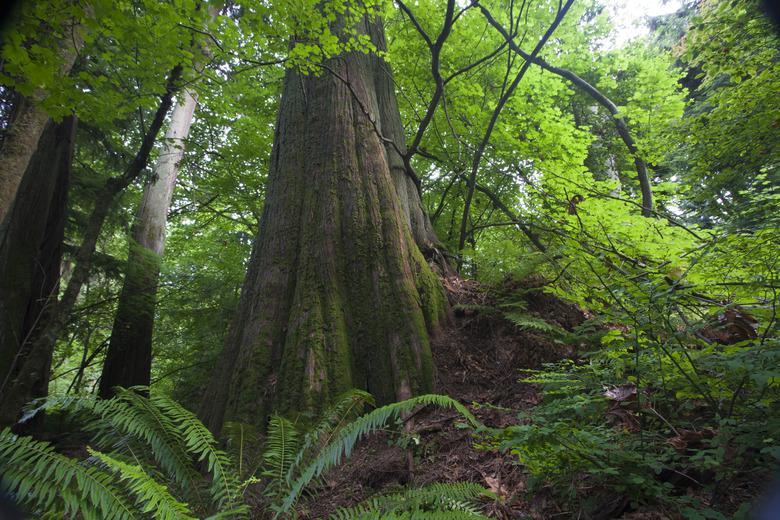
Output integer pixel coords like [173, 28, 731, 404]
[99, 89, 197, 397]
[0, 67, 181, 425]
[199, 17, 446, 435]
[0, 20, 83, 221]
[0, 117, 76, 426]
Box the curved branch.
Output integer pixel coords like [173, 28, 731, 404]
[458, 0, 574, 252]
[477, 3, 654, 216]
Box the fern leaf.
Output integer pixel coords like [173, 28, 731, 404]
[0, 428, 138, 520]
[503, 311, 566, 336]
[285, 389, 374, 485]
[329, 482, 494, 519]
[261, 415, 300, 488]
[89, 448, 196, 520]
[26, 390, 200, 491]
[151, 394, 241, 509]
[274, 394, 484, 517]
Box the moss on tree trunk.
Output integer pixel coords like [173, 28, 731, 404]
[200, 17, 446, 434]
[0, 117, 75, 426]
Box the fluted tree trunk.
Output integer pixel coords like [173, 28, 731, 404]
[368, 22, 440, 254]
[0, 117, 76, 425]
[199, 16, 446, 435]
[98, 89, 197, 397]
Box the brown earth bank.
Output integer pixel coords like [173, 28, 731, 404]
[286, 276, 588, 519]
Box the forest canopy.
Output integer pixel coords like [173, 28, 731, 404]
[0, 0, 778, 518]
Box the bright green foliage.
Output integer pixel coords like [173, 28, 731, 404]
[329, 482, 494, 519]
[674, 0, 780, 223]
[89, 449, 196, 520]
[485, 228, 780, 516]
[150, 393, 242, 509]
[3, 0, 779, 517]
[0, 429, 138, 520]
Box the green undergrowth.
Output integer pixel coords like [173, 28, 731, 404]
[470, 260, 780, 518]
[0, 388, 494, 519]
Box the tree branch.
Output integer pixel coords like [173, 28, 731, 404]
[477, 2, 654, 216]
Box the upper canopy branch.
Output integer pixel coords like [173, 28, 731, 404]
[475, 1, 654, 217]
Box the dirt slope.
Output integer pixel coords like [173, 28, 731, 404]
[297, 277, 585, 519]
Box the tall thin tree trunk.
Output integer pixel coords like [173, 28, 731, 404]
[99, 89, 198, 397]
[0, 117, 76, 426]
[199, 17, 446, 435]
[0, 67, 181, 425]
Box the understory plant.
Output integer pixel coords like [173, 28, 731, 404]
[0, 389, 487, 519]
[488, 234, 780, 518]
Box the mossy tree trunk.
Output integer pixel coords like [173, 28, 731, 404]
[200, 17, 446, 435]
[0, 116, 76, 426]
[98, 89, 198, 398]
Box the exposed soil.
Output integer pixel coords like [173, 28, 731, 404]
[297, 276, 587, 519]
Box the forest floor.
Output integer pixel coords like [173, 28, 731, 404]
[299, 276, 597, 519]
[294, 275, 765, 519]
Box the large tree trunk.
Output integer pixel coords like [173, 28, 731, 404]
[0, 18, 83, 222]
[99, 89, 198, 397]
[367, 22, 440, 254]
[0, 117, 76, 426]
[199, 17, 446, 435]
[0, 98, 57, 223]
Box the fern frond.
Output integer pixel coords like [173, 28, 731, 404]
[330, 510, 488, 520]
[222, 421, 261, 479]
[285, 389, 374, 485]
[0, 428, 138, 520]
[274, 394, 484, 517]
[329, 482, 494, 520]
[151, 393, 241, 509]
[26, 390, 200, 491]
[503, 311, 566, 336]
[89, 448, 196, 520]
[261, 415, 300, 488]
[392, 481, 494, 511]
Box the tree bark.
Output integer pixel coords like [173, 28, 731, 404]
[367, 21, 441, 255]
[99, 89, 198, 397]
[0, 18, 83, 222]
[0, 116, 76, 426]
[0, 67, 181, 425]
[199, 17, 446, 435]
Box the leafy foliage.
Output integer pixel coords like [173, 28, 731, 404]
[2, 0, 779, 518]
[0, 429, 138, 520]
[3, 388, 248, 519]
[275, 393, 483, 516]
